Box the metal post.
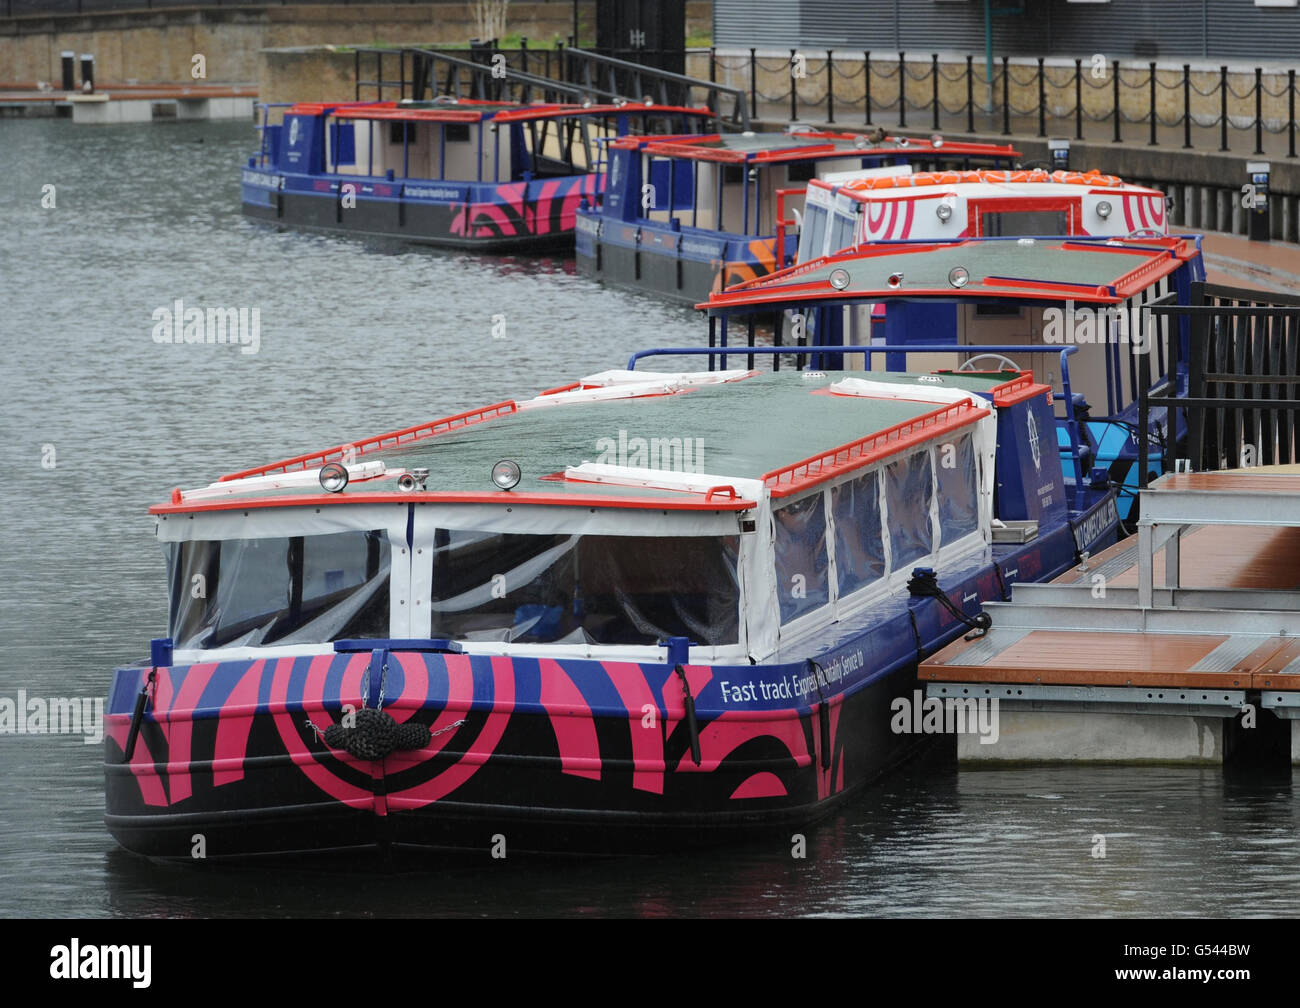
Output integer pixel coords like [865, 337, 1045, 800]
[932, 53, 940, 131]
[827, 50, 835, 123]
[967, 54, 975, 133]
[1290, 69, 1297, 158]
[1037, 57, 1046, 137]
[1220, 66, 1229, 152]
[1001, 55, 1010, 136]
[1255, 67, 1265, 155]
[750, 48, 758, 119]
[791, 48, 799, 122]
[1112, 59, 1121, 143]
[1149, 61, 1158, 146]
[1074, 57, 1083, 140]
[709, 46, 716, 84]
[865, 51, 873, 125]
[899, 52, 907, 128]
[1183, 64, 1192, 149]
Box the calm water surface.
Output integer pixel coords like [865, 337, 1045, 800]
[1, 118, 1296, 918]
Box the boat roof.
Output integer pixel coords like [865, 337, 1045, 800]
[152, 369, 1019, 517]
[814, 168, 1164, 200]
[702, 235, 1199, 312]
[610, 131, 1020, 164]
[286, 98, 713, 125]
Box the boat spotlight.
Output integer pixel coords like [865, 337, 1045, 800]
[1096, 200, 1112, 219]
[931, 133, 944, 148]
[936, 202, 953, 222]
[948, 266, 970, 289]
[397, 468, 428, 492]
[854, 134, 869, 149]
[319, 462, 349, 493]
[492, 459, 522, 491]
[829, 267, 851, 290]
[643, 96, 654, 106]
[887, 272, 905, 288]
[897, 136, 910, 147]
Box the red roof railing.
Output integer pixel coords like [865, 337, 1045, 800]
[219, 401, 518, 482]
[761, 399, 986, 497]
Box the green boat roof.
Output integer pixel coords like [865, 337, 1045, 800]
[155, 370, 1009, 515]
[703, 235, 1199, 312]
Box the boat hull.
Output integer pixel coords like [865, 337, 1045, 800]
[575, 213, 787, 306]
[241, 170, 599, 254]
[104, 500, 1118, 860]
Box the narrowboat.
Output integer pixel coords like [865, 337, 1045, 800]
[574, 129, 1021, 303]
[241, 98, 713, 251]
[697, 232, 1207, 525]
[105, 356, 1118, 858]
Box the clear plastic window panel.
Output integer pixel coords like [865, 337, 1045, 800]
[803, 205, 828, 260]
[830, 211, 856, 253]
[428, 532, 740, 646]
[830, 469, 886, 597]
[884, 450, 935, 570]
[936, 432, 979, 544]
[773, 492, 830, 624]
[167, 530, 390, 650]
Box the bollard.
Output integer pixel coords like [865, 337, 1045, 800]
[1247, 161, 1271, 241]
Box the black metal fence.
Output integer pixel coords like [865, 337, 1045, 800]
[355, 43, 750, 131]
[714, 49, 1300, 157]
[1141, 282, 1300, 482]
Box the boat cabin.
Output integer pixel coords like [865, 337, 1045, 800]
[150, 368, 1044, 666]
[795, 168, 1170, 266]
[699, 234, 1207, 520]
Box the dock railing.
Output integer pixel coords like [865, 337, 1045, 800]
[353, 43, 749, 133]
[711, 48, 1300, 158]
[1142, 280, 1300, 483]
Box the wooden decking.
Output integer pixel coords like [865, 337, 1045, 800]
[923, 629, 1295, 689]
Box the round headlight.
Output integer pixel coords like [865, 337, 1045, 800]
[887, 272, 904, 288]
[854, 134, 869, 150]
[492, 459, 522, 490]
[948, 266, 970, 289]
[936, 202, 953, 222]
[1096, 200, 1112, 219]
[829, 267, 851, 290]
[931, 133, 944, 148]
[319, 462, 349, 493]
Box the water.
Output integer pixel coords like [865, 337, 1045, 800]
[1, 118, 1297, 918]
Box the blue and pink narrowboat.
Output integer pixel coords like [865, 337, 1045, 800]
[241, 97, 712, 252]
[105, 352, 1118, 858]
